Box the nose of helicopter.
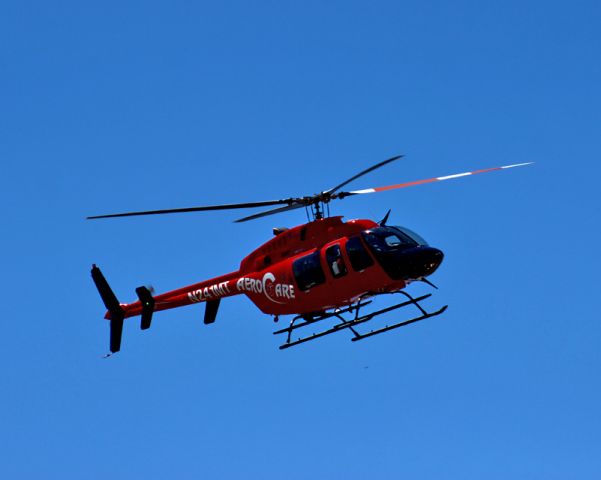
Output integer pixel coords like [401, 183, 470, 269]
[401, 246, 444, 279]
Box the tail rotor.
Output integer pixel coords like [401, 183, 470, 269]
[91, 265, 125, 356]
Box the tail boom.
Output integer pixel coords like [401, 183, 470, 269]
[91, 265, 242, 354]
[110, 271, 242, 320]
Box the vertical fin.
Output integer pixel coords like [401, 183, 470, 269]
[110, 316, 124, 353]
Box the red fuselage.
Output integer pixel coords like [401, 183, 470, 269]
[112, 217, 442, 320]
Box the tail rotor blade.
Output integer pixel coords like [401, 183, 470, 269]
[91, 265, 125, 354]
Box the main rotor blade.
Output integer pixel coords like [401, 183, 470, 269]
[87, 199, 294, 220]
[235, 203, 306, 223]
[326, 155, 403, 195]
[344, 162, 534, 197]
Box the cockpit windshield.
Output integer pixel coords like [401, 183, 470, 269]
[361, 227, 418, 253]
[360, 225, 433, 280]
[392, 226, 429, 246]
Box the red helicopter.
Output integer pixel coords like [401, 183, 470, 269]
[89, 156, 532, 355]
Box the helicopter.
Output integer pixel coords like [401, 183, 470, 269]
[89, 155, 532, 355]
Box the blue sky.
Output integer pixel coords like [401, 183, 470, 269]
[1, 1, 600, 478]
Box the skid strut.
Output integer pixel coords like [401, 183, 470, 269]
[274, 291, 447, 350]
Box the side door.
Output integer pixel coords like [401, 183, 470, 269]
[340, 235, 383, 296]
[319, 237, 378, 305]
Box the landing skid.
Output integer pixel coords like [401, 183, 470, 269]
[273, 290, 447, 349]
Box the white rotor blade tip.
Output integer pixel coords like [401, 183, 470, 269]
[350, 188, 376, 194]
[501, 162, 535, 169]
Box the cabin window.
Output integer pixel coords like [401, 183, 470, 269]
[325, 244, 348, 278]
[293, 251, 326, 291]
[345, 236, 374, 271]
